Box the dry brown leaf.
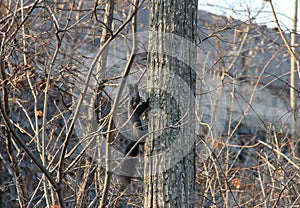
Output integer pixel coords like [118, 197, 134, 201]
[232, 178, 242, 189]
[35, 110, 43, 117]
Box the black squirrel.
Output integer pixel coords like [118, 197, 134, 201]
[120, 83, 149, 185]
[125, 83, 150, 156]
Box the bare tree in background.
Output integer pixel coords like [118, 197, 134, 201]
[290, 0, 299, 157]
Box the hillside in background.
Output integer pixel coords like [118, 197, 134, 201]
[195, 9, 299, 134]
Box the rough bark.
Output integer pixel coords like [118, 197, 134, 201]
[144, 0, 197, 207]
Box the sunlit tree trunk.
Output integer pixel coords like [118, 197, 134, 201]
[144, 0, 197, 207]
[290, 0, 298, 157]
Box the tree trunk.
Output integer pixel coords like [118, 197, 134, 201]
[144, 0, 197, 207]
[290, 0, 298, 158]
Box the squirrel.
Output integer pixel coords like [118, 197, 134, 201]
[126, 83, 150, 156]
[120, 83, 149, 186]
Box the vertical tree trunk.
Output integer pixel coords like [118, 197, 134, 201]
[290, 0, 298, 157]
[144, 0, 197, 207]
